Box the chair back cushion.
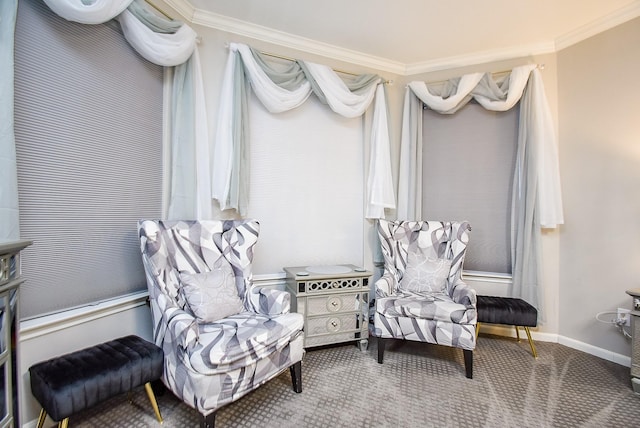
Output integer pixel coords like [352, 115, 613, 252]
[138, 219, 260, 313]
[378, 220, 470, 294]
[179, 257, 244, 323]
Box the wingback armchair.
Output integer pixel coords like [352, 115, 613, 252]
[372, 220, 476, 378]
[138, 220, 304, 427]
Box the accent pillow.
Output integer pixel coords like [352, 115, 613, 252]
[400, 246, 452, 294]
[179, 258, 244, 323]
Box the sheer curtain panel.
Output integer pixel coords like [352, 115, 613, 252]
[0, 0, 19, 241]
[399, 64, 563, 311]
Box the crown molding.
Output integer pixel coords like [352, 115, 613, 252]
[164, 0, 640, 76]
[404, 41, 556, 76]
[190, 8, 406, 75]
[556, 1, 640, 51]
[162, 0, 195, 21]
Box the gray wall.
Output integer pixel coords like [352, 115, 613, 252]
[558, 17, 640, 355]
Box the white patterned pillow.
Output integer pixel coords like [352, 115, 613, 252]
[400, 246, 452, 293]
[179, 258, 244, 323]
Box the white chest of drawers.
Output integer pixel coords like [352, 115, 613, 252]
[284, 265, 370, 350]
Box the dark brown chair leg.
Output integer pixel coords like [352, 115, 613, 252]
[290, 361, 302, 393]
[201, 411, 215, 428]
[463, 349, 473, 379]
[377, 338, 386, 364]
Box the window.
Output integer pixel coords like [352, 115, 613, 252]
[421, 102, 519, 274]
[247, 94, 365, 275]
[14, 0, 163, 319]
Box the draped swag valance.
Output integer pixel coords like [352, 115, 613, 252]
[399, 64, 564, 311]
[214, 43, 396, 218]
[1, 0, 212, 227]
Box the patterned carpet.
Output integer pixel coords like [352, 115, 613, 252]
[64, 335, 639, 428]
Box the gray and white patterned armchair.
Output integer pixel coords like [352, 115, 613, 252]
[138, 220, 304, 427]
[372, 220, 477, 378]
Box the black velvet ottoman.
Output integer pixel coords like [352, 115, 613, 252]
[29, 335, 164, 428]
[476, 295, 538, 358]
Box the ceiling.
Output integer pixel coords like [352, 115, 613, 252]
[168, 0, 639, 74]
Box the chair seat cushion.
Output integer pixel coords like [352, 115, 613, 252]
[187, 312, 304, 375]
[376, 291, 471, 324]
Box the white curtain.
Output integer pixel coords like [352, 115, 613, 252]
[116, 9, 197, 67]
[213, 42, 396, 219]
[28, 0, 206, 221]
[42, 0, 130, 24]
[0, 0, 19, 241]
[399, 64, 563, 310]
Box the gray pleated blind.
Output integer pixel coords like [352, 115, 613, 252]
[14, 0, 163, 319]
[422, 102, 518, 274]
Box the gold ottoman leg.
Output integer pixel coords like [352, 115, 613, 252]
[515, 325, 521, 342]
[145, 382, 164, 423]
[475, 322, 481, 339]
[58, 418, 69, 428]
[36, 409, 47, 428]
[524, 327, 538, 358]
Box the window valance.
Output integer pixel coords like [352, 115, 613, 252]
[42, 0, 131, 24]
[400, 64, 563, 228]
[42, 0, 197, 66]
[213, 43, 395, 219]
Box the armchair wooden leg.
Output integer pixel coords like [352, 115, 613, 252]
[377, 338, 386, 364]
[290, 361, 302, 393]
[463, 349, 473, 379]
[201, 412, 216, 428]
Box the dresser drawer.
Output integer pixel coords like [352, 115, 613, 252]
[306, 293, 364, 316]
[306, 313, 359, 337]
[305, 332, 361, 348]
[303, 277, 365, 294]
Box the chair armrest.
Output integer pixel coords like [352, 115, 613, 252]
[157, 294, 199, 351]
[450, 279, 477, 324]
[248, 287, 291, 315]
[375, 271, 398, 298]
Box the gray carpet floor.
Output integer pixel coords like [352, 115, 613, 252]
[64, 335, 640, 427]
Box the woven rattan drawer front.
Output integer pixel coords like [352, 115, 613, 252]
[306, 293, 361, 316]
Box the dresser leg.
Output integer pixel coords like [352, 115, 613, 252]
[358, 339, 369, 351]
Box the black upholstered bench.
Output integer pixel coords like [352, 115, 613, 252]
[29, 335, 164, 428]
[476, 295, 538, 358]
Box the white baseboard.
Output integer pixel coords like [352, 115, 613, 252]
[478, 324, 631, 367]
[558, 335, 631, 367]
[22, 419, 38, 428]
